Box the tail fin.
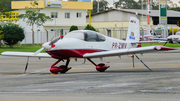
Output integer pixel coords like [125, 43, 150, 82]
[126, 17, 140, 42]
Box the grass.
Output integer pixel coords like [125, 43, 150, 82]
[0, 44, 44, 54]
[0, 43, 180, 54]
[141, 43, 180, 48]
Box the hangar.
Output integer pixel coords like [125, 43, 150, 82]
[86, 9, 180, 28]
[86, 9, 180, 39]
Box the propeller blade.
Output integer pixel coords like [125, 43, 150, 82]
[24, 57, 29, 73]
[33, 47, 44, 56]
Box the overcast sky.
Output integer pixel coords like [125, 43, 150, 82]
[106, 0, 118, 6]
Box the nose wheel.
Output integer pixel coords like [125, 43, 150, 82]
[50, 59, 71, 74]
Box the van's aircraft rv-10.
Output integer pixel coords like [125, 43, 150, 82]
[1, 17, 177, 74]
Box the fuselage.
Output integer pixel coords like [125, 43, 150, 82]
[167, 35, 180, 43]
[42, 30, 138, 59]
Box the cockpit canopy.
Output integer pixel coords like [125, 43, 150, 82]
[64, 30, 106, 42]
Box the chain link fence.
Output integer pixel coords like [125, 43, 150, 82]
[21, 27, 129, 44]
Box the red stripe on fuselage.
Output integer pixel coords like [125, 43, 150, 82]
[47, 49, 103, 59]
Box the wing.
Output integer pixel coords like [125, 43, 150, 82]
[83, 46, 176, 58]
[1, 52, 51, 58]
[148, 38, 168, 41]
[130, 40, 167, 44]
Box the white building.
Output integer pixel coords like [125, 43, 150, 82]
[11, 0, 92, 44]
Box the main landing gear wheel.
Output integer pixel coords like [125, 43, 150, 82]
[96, 63, 110, 72]
[87, 58, 110, 72]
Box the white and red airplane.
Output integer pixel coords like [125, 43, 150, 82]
[1, 17, 176, 74]
[151, 35, 180, 45]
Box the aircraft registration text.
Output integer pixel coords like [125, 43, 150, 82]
[112, 42, 127, 49]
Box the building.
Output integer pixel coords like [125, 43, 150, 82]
[0, 12, 18, 22]
[86, 9, 180, 39]
[11, 0, 92, 44]
[87, 9, 180, 28]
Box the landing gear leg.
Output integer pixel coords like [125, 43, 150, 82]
[61, 58, 72, 73]
[50, 59, 72, 74]
[87, 58, 110, 72]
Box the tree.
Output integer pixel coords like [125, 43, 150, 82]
[18, 1, 52, 46]
[84, 24, 96, 31]
[0, 0, 12, 21]
[169, 7, 180, 12]
[92, 0, 110, 14]
[113, 0, 160, 10]
[3, 24, 25, 48]
[0, 0, 11, 12]
[114, 0, 141, 9]
[69, 25, 78, 32]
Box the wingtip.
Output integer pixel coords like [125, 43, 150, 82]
[154, 46, 176, 50]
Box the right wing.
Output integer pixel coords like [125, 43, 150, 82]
[149, 38, 168, 41]
[130, 40, 167, 44]
[83, 46, 176, 58]
[1, 52, 51, 58]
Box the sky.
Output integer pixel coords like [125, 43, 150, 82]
[106, 0, 118, 6]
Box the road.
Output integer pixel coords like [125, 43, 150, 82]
[0, 51, 180, 101]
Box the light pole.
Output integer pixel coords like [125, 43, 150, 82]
[97, 0, 99, 13]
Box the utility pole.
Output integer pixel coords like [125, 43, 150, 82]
[147, 0, 150, 35]
[97, 0, 99, 13]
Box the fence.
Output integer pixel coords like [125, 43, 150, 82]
[96, 27, 128, 40]
[21, 27, 129, 44]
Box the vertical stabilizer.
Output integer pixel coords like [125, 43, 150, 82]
[126, 17, 140, 42]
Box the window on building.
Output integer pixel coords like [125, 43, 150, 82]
[77, 12, 81, 18]
[65, 12, 70, 19]
[51, 12, 58, 18]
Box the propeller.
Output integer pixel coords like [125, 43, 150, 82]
[24, 32, 62, 73]
[33, 47, 44, 56]
[24, 32, 61, 73]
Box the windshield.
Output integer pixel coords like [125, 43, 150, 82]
[49, 37, 60, 45]
[64, 32, 84, 40]
[85, 32, 106, 42]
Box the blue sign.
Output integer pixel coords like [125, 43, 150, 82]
[78, 0, 91, 2]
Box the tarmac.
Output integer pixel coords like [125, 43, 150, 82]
[0, 50, 180, 101]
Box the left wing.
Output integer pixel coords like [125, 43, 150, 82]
[83, 46, 176, 58]
[1, 52, 51, 58]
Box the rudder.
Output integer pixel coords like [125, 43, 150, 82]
[126, 17, 140, 42]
